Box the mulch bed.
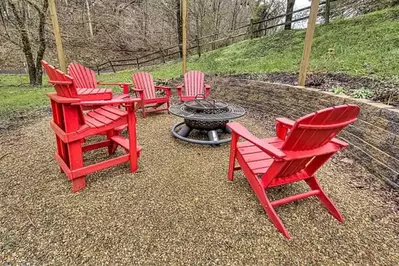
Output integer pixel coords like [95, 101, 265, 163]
[0, 109, 398, 265]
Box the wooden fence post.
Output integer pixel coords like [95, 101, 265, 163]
[325, 0, 331, 24]
[109, 60, 116, 73]
[250, 19, 254, 39]
[196, 35, 201, 58]
[136, 58, 140, 69]
[159, 48, 165, 63]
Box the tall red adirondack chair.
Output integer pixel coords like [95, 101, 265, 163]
[227, 105, 360, 239]
[176, 71, 211, 102]
[132, 72, 171, 118]
[42, 60, 142, 193]
[68, 62, 130, 101]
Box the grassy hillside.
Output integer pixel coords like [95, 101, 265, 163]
[146, 6, 399, 79]
[1, 6, 398, 117]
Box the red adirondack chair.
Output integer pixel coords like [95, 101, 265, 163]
[176, 71, 211, 102]
[68, 62, 131, 101]
[132, 72, 171, 118]
[42, 60, 142, 193]
[227, 105, 360, 239]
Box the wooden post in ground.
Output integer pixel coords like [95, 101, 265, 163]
[250, 19, 254, 39]
[298, 0, 320, 86]
[196, 35, 201, 58]
[325, 0, 331, 24]
[48, 0, 67, 72]
[182, 0, 188, 74]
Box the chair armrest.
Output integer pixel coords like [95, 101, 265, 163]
[176, 84, 184, 99]
[49, 80, 73, 86]
[155, 86, 171, 97]
[276, 117, 295, 128]
[227, 122, 286, 159]
[98, 82, 132, 94]
[276, 117, 295, 140]
[331, 137, 349, 148]
[71, 98, 141, 106]
[97, 82, 132, 86]
[155, 86, 171, 91]
[204, 84, 211, 98]
[131, 88, 144, 99]
[47, 93, 81, 103]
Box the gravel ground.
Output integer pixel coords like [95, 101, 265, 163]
[0, 110, 398, 265]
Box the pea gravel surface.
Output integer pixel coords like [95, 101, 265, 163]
[0, 111, 398, 265]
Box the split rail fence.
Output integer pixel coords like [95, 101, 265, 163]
[96, 0, 333, 74]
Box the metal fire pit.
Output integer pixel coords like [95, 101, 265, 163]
[169, 98, 245, 145]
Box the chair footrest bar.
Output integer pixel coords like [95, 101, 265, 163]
[234, 166, 241, 171]
[111, 136, 142, 153]
[82, 140, 110, 152]
[111, 136, 130, 151]
[114, 124, 127, 132]
[271, 190, 320, 207]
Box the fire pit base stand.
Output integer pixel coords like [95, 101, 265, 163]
[172, 122, 232, 145]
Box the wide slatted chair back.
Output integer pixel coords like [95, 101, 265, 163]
[183, 70, 205, 97]
[68, 62, 98, 89]
[132, 72, 156, 100]
[42, 60, 78, 98]
[274, 105, 360, 179]
[42, 60, 85, 130]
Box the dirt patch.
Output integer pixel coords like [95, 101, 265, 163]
[1, 110, 398, 265]
[221, 72, 399, 107]
[0, 108, 49, 132]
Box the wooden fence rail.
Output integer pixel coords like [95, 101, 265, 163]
[96, 0, 333, 74]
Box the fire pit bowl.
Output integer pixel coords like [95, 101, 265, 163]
[169, 98, 245, 145]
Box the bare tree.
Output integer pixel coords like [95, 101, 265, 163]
[0, 0, 49, 86]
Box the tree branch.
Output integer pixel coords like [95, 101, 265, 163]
[23, 0, 46, 16]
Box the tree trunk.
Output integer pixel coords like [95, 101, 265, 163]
[285, 0, 295, 30]
[35, 0, 49, 86]
[8, 0, 48, 86]
[8, 1, 36, 85]
[176, 0, 183, 57]
[324, 0, 330, 24]
[85, 0, 94, 37]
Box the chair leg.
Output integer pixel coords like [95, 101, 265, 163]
[305, 176, 344, 222]
[72, 177, 86, 193]
[227, 133, 239, 181]
[127, 106, 138, 172]
[67, 140, 86, 192]
[141, 101, 146, 118]
[258, 190, 291, 239]
[106, 130, 118, 155]
[246, 170, 290, 239]
[167, 100, 170, 114]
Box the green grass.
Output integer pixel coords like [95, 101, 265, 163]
[1, 6, 399, 116]
[0, 75, 52, 115]
[143, 6, 399, 78]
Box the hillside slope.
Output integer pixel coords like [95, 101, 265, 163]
[141, 6, 399, 80]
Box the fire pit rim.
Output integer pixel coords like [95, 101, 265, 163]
[168, 100, 246, 122]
